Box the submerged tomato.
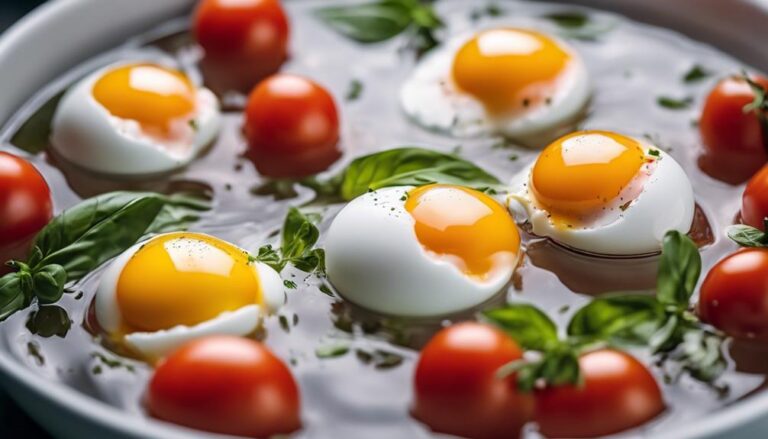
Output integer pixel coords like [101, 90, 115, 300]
[0, 152, 52, 248]
[699, 248, 768, 341]
[244, 74, 341, 178]
[534, 349, 664, 438]
[193, 0, 289, 91]
[412, 322, 534, 439]
[148, 336, 301, 437]
[699, 76, 768, 184]
[741, 164, 768, 230]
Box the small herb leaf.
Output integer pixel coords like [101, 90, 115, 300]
[657, 96, 693, 110]
[657, 231, 701, 306]
[482, 304, 559, 351]
[567, 294, 665, 345]
[727, 223, 768, 247]
[315, 1, 413, 43]
[683, 65, 711, 83]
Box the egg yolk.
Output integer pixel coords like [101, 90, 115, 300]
[93, 64, 196, 129]
[531, 130, 646, 224]
[405, 184, 520, 278]
[116, 232, 262, 333]
[452, 28, 571, 115]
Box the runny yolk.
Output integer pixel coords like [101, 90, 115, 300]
[405, 184, 520, 278]
[531, 130, 646, 224]
[452, 28, 571, 115]
[116, 232, 262, 333]
[92, 64, 196, 129]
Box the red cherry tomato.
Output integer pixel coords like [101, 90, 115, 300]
[534, 349, 664, 438]
[413, 322, 534, 439]
[194, 0, 290, 92]
[148, 336, 301, 437]
[193, 0, 289, 62]
[244, 74, 341, 178]
[0, 152, 52, 248]
[699, 76, 768, 184]
[699, 248, 768, 341]
[741, 164, 768, 230]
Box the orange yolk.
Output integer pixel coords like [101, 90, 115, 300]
[452, 28, 571, 115]
[405, 184, 520, 277]
[531, 130, 646, 224]
[116, 232, 261, 333]
[93, 64, 196, 129]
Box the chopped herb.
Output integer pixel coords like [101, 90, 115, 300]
[284, 280, 297, 289]
[648, 149, 661, 157]
[319, 283, 335, 297]
[545, 11, 589, 28]
[345, 79, 363, 101]
[188, 119, 198, 131]
[315, 342, 350, 358]
[683, 65, 711, 83]
[279, 315, 290, 333]
[619, 200, 632, 211]
[657, 96, 693, 110]
[27, 342, 44, 366]
[508, 154, 519, 161]
[558, 305, 570, 314]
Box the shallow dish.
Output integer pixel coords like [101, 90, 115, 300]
[1, 1, 768, 438]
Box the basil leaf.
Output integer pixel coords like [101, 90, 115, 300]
[145, 192, 211, 235]
[336, 147, 500, 200]
[683, 65, 711, 83]
[253, 208, 324, 274]
[544, 11, 589, 29]
[25, 305, 71, 338]
[482, 304, 559, 351]
[32, 264, 66, 304]
[315, 0, 413, 43]
[727, 224, 768, 247]
[567, 294, 665, 345]
[679, 329, 726, 383]
[10, 93, 63, 154]
[657, 96, 693, 110]
[0, 273, 28, 320]
[657, 231, 701, 307]
[540, 349, 582, 387]
[34, 191, 209, 281]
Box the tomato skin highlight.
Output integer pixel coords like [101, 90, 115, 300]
[147, 336, 301, 438]
[0, 152, 52, 249]
[699, 248, 768, 341]
[741, 164, 768, 230]
[412, 322, 534, 439]
[699, 76, 768, 184]
[534, 349, 664, 438]
[244, 74, 341, 178]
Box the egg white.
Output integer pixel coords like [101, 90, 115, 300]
[508, 145, 695, 256]
[51, 62, 221, 176]
[94, 233, 284, 359]
[325, 187, 518, 317]
[400, 30, 590, 146]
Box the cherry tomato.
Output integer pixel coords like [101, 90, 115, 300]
[699, 248, 768, 341]
[412, 322, 534, 439]
[741, 164, 768, 229]
[244, 74, 341, 178]
[534, 349, 664, 438]
[699, 76, 768, 184]
[193, 0, 289, 92]
[148, 336, 301, 437]
[0, 152, 52, 248]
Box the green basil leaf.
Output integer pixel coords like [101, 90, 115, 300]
[482, 304, 559, 351]
[683, 65, 711, 83]
[336, 147, 500, 200]
[726, 224, 768, 247]
[567, 294, 665, 345]
[10, 93, 63, 154]
[657, 96, 693, 110]
[540, 349, 582, 387]
[25, 305, 71, 338]
[544, 11, 589, 29]
[282, 208, 320, 259]
[679, 329, 727, 383]
[0, 273, 28, 320]
[250, 245, 281, 272]
[32, 264, 67, 304]
[315, 0, 413, 43]
[35, 191, 209, 281]
[145, 192, 211, 236]
[657, 230, 701, 306]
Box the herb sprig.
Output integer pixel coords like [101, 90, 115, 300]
[740, 73, 768, 153]
[315, 0, 443, 56]
[484, 231, 727, 391]
[0, 191, 210, 321]
[727, 218, 768, 247]
[251, 208, 325, 274]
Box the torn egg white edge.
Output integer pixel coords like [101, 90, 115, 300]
[94, 233, 285, 358]
[506, 144, 695, 255]
[50, 61, 221, 176]
[398, 29, 591, 145]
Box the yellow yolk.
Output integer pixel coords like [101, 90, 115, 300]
[116, 232, 261, 333]
[452, 28, 571, 115]
[405, 184, 520, 277]
[93, 64, 196, 129]
[531, 130, 646, 224]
